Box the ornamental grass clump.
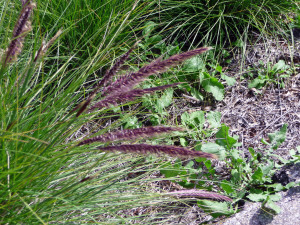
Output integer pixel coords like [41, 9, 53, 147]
[0, 1, 231, 223]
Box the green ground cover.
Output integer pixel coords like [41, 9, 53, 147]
[1, 0, 299, 223]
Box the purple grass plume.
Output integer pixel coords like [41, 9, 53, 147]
[74, 46, 211, 116]
[74, 44, 138, 116]
[78, 126, 184, 146]
[98, 43, 138, 88]
[102, 47, 211, 97]
[3, 1, 35, 66]
[97, 144, 217, 159]
[88, 82, 181, 112]
[167, 190, 233, 202]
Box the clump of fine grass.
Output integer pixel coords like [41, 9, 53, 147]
[0, 1, 231, 223]
[149, 0, 297, 49]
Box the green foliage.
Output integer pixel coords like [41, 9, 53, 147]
[161, 118, 300, 219]
[139, 21, 236, 103]
[198, 200, 235, 218]
[0, 1, 184, 223]
[149, 0, 296, 49]
[37, 0, 155, 60]
[247, 60, 291, 89]
[1, 0, 299, 223]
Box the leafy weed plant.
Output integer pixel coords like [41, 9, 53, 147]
[246, 60, 292, 90]
[161, 114, 300, 220]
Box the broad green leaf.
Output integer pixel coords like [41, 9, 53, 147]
[221, 74, 236, 86]
[190, 111, 205, 128]
[191, 87, 203, 101]
[248, 147, 256, 158]
[231, 148, 240, 160]
[204, 160, 212, 169]
[268, 124, 287, 150]
[180, 137, 188, 147]
[198, 200, 234, 218]
[231, 169, 241, 184]
[183, 56, 205, 72]
[261, 161, 274, 176]
[182, 111, 205, 130]
[201, 142, 225, 160]
[206, 111, 221, 128]
[252, 167, 263, 182]
[215, 65, 223, 73]
[147, 35, 162, 45]
[268, 193, 281, 202]
[248, 78, 265, 89]
[247, 193, 267, 202]
[265, 183, 285, 191]
[265, 200, 281, 214]
[272, 60, 289, 72]
[221, 180, 235, 194]
[155, 88, 173, 113]
[201, 72, 224, 100]
[216, 125, 237, 150]
[286, 182, 296, 189]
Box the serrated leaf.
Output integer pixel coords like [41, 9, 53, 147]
[268, 193, 281, 202]
[268, 124, 287, 150]
[201, 72, 224, 100]
[247, 193, 267, 202]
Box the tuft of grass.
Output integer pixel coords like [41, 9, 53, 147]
[149, 0, 297, 51]
[0, 1, 231, 223]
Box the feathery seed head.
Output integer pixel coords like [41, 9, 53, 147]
[3, 1, 35, 66]
[97, 144, 217, 159]
[88, 82, 182, 112]
[78, 126, 185, 146]
[102, 47, 211, 97]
